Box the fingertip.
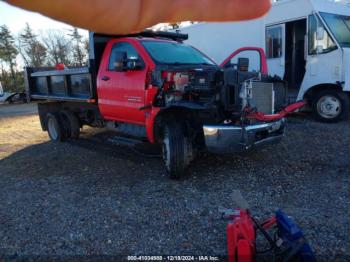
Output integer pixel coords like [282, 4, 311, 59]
[237, 0, 271, 20]
[256, 0, 272, 18]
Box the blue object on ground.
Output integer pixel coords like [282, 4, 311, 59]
[276, 210, 316, 262]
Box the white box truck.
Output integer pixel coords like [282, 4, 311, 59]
[180, 0, 350, 122]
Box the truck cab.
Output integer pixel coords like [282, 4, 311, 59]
[95, 36, 219, 129]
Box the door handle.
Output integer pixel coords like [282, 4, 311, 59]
[101, 76, 110, 81]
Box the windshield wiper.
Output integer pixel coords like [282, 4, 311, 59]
[200, 62, 215, 66]
[170, 62, 214, 65]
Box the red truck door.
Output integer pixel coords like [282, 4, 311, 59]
[97, 40, 149, 125]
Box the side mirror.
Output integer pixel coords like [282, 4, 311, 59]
[126, 58, 144, 71]
[113, 51, 127, 72]
[316, 27, 325, 41]
[238, 57, 249, 72]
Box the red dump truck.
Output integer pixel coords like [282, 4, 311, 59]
[25, 31, 290, 179]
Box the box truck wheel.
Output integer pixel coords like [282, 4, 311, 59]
[313, 89, 349, 123]
[47, 113, 65, 142]
[60, 110, 80, 140]
[162, 121, 188, 179]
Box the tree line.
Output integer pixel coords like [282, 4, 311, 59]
[0, 23, 88, 93]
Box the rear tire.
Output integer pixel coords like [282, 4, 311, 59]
[47, 113, 65, 142]
[60, 110, 80, 140]
[312, 89, 349, 123]
[162, 121, 188, 179]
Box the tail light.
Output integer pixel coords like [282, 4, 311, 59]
[55, 63, 66, 70]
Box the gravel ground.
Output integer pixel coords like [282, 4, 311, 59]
[0, 104, 349, 260]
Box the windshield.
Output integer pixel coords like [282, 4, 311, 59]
[141, 41, 216, 65]
[321, 12, 350, 48]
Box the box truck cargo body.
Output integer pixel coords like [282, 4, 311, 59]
[181, 0, 350, 122]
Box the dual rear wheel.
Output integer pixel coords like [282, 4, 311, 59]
[47, 111, 80, 141]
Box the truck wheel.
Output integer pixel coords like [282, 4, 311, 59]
[312, 89, 349, 123]
[47, 113, 65, 142]
[162, 121, 188, 179]
[60, 110, 80, 140]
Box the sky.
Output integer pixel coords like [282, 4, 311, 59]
[0, 1, 87, 35]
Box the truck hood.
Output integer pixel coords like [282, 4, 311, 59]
[344, 48, 350, 91]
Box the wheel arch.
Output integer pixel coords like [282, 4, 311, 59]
[303, 83, 344, 105]
[153, 106, 195, 143]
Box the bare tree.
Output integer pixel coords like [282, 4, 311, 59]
[0, 25, 18, 91]
[84, 38, 89, 60]
[41, 29, 72, 66]
[18, 23, 47, 67]
[68, 27, 87, 66]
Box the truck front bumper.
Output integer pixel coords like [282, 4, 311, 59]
[203, 118, 286, 154]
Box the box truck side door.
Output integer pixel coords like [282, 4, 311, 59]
[298, 14, 343, 100]
[266, 24, 285, 79]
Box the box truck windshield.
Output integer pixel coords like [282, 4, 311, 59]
[321, 12, 350, 48]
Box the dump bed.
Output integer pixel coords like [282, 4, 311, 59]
[24, 67, 96, 102]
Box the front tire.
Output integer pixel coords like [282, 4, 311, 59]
[312, 89, 349, 123]
[162, 121, 189, 179]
